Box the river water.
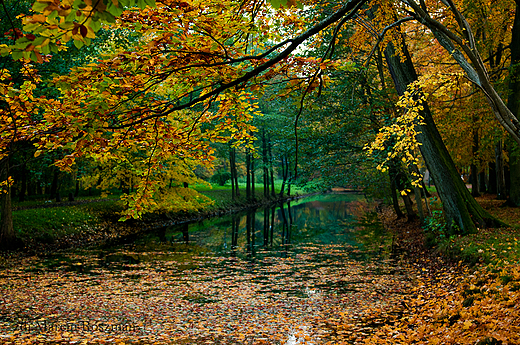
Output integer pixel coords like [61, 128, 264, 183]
[0, 193, 412, 344]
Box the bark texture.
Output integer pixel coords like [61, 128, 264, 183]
[0, 157, 17, 249]
[508, 2, 520, 205]
[384, 38, 503, 234]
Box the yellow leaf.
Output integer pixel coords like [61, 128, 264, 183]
[463, 320, 472, 330]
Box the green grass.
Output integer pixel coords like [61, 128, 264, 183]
[10, 180, 309, 244]
[13, 200, 120, 243]
[12, 192, 121, 210]
[444, 226, 520, 265]
[422, 194, 520, 266]
[194, 179, 306, 195]
[196, 180, 308, 209]
[425, 186, 437, 194]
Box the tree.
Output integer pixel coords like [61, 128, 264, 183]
[2, 0, 519, 243]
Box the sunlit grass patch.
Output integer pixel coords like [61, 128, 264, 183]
[447, 228, 520, 265]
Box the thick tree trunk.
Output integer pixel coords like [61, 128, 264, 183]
[414, 187, 425, 223]
[478, 171, 487, 194]
[233, 150, 239, 198]
[279, 155, 288, 198]
[0, 157, 18, 250]
[507, 2, 520, 205]
[50, 168, 60, 200]
[389, 162, 416, 220]
[384, 38, 503, 234]
[251, 154, 255, 200]
[75, 179, 80, 197]
[267, 136, 276, 198]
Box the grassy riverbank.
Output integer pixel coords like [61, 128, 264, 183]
[10, 182, 307, 251]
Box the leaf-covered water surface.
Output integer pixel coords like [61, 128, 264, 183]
[1, 196, 415, 344]
[0, 240, 413, 344]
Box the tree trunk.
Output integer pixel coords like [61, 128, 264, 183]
[229, 148, 236, 200]
[262, 129, 269, 198]
[384, 36, 503, 234]
[267, 136, 276, 198]
[507, 2, 520, 205]
[50, 168, 59, 200]
[75, 179, 80, 197]
[389, 161, 417, 220]
[279, 155, 287, 198]
[414, 186, 425, 223]
[233, 149, 239, 197]
[471, 127, 480, 197]
[246, 149, 251, 200]
[495, 141, 507, 199]
[0, 157, 18, 250]
[488, 161, 497, 195]
[389, 174, 404, 219]
[251, 154, 255, 200]
[18, 163, 27, 202]
[479, 171, 487, 194]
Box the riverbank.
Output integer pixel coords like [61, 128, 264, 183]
[331, 194, 520, 344]
[6, 186, 319, 256]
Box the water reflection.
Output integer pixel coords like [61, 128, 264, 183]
[143, 193, 369, 260]
[3, 192, 403, 345]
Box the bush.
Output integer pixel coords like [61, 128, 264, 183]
[210, 170, 231, 186]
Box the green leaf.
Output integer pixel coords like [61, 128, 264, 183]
[49, 42, 59, 53]
[29, 51, 38, 62]
[107, 2, 124, 17]
[144, 0, 157, 8]
[66, 10, 76, 22]
[13, 39, 32, 50]
[74, 39, 84, 49]
[41, 44, 51, 55]
[90, 19, 101, 32]
[267, 0, 302, 9]
[103, 12, 116, 23]
[11, 50, 24, 60]
[32, 1, 48, 12]
[269, 0, 283, 9]
[0, 45, 10, 57]
[33, 36, 46, 47]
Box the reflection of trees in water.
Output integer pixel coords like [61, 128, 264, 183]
[231, 215, 239, 257]
[160, 195, 365, 257]
[182, 223, 189, 244]
[246, 210, 255, 257]
[263, 206, 269, 247]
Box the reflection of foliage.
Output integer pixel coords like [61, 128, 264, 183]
[353, 211, 392, 257]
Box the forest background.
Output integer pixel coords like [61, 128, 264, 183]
[1, 0, 520, 243]
[2, 0, 520, 343]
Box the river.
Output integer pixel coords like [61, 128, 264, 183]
[0, 193, 413, 344]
